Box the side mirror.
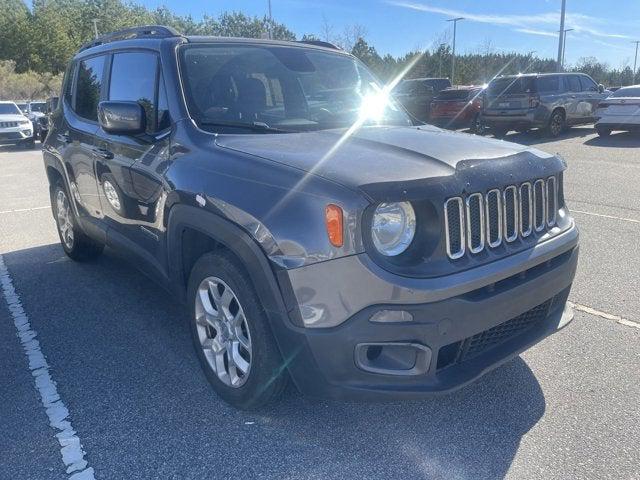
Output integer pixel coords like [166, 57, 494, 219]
[98, 101, 145, 135]
[598, 84, 605, 93]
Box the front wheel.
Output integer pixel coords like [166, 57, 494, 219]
[52, 183, 104, 261]
[187, 251, 288, 409]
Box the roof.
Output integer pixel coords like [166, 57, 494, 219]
[77, 25, 347, 57]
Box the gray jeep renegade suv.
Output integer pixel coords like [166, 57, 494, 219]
[43, 26, 578, 409]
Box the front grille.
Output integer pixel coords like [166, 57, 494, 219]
[0, 121, 20, 128]
[444, 176, 559, 259]
[436, 299, 553, 370]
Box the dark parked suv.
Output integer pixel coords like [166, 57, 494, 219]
[43, 27, 579, 409]
[483, 73, 608, 137]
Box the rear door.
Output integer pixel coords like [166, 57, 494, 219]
[63, 54, 107, 218]
[94, 50, 172, 273]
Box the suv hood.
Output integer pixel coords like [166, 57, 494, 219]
[215, 125, 553, 192]
[0, 114, 28, 122]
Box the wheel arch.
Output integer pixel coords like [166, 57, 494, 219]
[166, 204, 302, 328]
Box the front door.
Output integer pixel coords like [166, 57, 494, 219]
[94, 50, 172, 274]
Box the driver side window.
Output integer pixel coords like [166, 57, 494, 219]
[579, 76, 598, 92]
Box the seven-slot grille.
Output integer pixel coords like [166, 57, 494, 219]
[444, 176, 559, 259]
[0, 121, 20, 128]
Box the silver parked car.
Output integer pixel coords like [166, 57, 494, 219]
[483, 73, 608, 138]
[595, 85, 640, 136]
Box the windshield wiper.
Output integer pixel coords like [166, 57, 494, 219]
[199, 120, 295, 134]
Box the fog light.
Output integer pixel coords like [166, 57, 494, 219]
[355, 342, 431, 375]
[22, 130, 32, 136]
[370, 309, 413, 323]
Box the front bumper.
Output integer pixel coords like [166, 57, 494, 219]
[275, 224, 578, 400]
[0, 126, 33, 145]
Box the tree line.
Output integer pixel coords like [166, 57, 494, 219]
[0, 0, 635, 100]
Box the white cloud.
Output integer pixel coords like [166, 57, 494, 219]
[386, 1, 632, 41]
[514, 28, 557, 38]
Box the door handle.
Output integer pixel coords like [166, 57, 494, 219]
[93, 147, 114, 160]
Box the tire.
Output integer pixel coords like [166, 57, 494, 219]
[492, 128, 509, 139]
[596, 127, 611, 137]
[546, 110, 565, 137]
[52, 182, 104, 261]
[187, 251, 288, 409]
[40, 130, 48, 142]
[23, 137, 36, 149]
[470, 114, 485, 135]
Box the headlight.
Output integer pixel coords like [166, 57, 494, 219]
[371, 202, 416, 256]
[19, 120, 30, 126]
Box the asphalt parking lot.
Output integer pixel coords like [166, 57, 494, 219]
[1, 127, 639, 479]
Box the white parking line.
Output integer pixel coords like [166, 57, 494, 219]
[572, 209, 640, 225]
[0, 255, 95, 479]
[569, 301, 640, 330]
[0, 206, 50, 215]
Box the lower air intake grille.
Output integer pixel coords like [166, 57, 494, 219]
[436, 299, 553, 370]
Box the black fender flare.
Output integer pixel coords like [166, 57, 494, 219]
[166, 204, 302, 328]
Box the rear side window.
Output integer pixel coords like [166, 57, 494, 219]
[75, 56, 105, 121]
[566, 76, 581, 93]
[488, 77, 535, 95]
[109, 52, 158, 133]
[536, 76, 559, 93]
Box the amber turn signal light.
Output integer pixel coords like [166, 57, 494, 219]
[325, 204, 344, 247]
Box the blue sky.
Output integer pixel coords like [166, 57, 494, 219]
[140, 0, 640, 67]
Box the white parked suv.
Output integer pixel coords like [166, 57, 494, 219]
[0, 101, 35, 148]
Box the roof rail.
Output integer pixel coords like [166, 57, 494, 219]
[297, 40, 342, 51]
[79, 25, 181, 52]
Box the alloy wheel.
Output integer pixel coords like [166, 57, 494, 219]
[55, 190, 74, 250]
[194, 276, 252, 387]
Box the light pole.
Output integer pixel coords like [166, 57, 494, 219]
[447, 17, 464, 85]
[633, 41, 640, 84]
[267, 0, 273, 39]
[561, 28, 573, 69]
[92, 18, 99, 39]
[556, 0, 566, 72]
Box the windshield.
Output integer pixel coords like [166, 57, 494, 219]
[15, 103, 27, 112]
[30, 102, 46, 112]
[179, 44, 411, 133]
[0, 103, 21, 115]
[612, 87, 640, 97]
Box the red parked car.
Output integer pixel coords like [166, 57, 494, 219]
[429, 86, 484, 133]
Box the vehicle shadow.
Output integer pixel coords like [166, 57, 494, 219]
[584, 131, 640, 148]
[492, 126, 595, 146]
[3, 243, 546, 480]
